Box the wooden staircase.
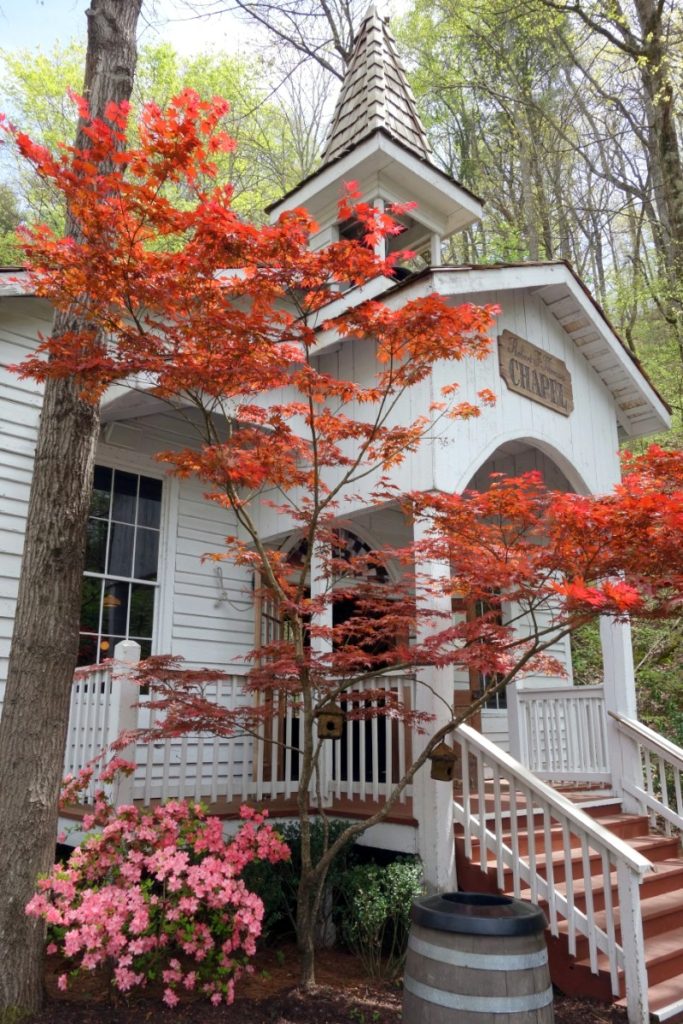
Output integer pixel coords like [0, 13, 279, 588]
[455, 791, 683, 1023]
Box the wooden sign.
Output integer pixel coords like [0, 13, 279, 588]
[498, 330, 573, 416]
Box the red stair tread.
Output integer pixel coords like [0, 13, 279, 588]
[562, 888, 683, 939]
[555, 858, 683, 902]
[619, 974, 683, 1021]
[578, 919, 683, 976]
[483, 830, 679, 875]
[486, 813, 651, 847]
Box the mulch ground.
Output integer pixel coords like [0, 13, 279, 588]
[25, 944, 629, 1024]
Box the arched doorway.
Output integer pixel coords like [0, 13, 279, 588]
[456, 439, 582, 754]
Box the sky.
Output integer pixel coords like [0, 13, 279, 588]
[0, 0, 409, 57]
[0, 0, 256, 55]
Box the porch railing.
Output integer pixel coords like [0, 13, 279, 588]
[610, 712, 683, 835]
[454, 723, 652, 1023]
[65, 648, 414, 808]
[65, 663, 118, 803]
[516, 684, 611, 784]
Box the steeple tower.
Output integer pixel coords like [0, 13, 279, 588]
[320, 4, 432, 167]
[267, 5, 483, 264]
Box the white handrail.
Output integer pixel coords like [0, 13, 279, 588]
[454, 723, 651, 1024]
[610, 712, 683, 835]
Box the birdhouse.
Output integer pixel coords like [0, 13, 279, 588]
[429, 742, 457, 782]
[315, 703, 345, 739]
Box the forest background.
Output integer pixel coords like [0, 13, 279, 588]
[1, 0, 681, 740]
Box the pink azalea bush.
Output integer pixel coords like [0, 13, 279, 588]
[27, 799, 289, 1007]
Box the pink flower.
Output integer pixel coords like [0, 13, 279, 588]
[25, 800, 289, 1009]
[57, 974, 68, 992]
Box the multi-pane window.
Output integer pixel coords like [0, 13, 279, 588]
[78, 466, 162, 666]
[472, 597, 507, 710]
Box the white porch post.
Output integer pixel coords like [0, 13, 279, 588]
[506, 681, 524, 762]
[110, 639, 141, 806]
[413, 519, 456, 892]
[599, 618, 644, 814]
[310, 540, 333, 806]
[372, 197, 386, 260]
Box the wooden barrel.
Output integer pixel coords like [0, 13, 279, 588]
[403, 893, 554, 1023]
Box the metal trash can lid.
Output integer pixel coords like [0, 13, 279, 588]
[412, 892, 548, 936]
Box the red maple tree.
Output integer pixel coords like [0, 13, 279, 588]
[7, 92, 683, 986]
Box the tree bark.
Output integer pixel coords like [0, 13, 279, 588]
[0, 2, 141, 1018]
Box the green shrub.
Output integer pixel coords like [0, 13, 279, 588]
[338, 859, 423, 978]
[242, 817, 358, 943]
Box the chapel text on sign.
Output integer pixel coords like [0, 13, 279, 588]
[498, 330, 574, 416]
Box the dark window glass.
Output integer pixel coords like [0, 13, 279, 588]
[80, 577, 101, 633]
[112, 471, 138, 524]
[78, 634, 99, 667]
[102, 581, 129, 636]
[137, 638, 152, 660]
[129, 584, 154, 637]
[134, 529, 159, 581]
[91, 465, 112, 518]
[80, 467, 161, 665]
[138, 476, 162, 528]
[108, 523, 135, 577]
[85, 519, 108, 574]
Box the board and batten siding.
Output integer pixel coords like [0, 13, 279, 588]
[0, 297, 50, 707]
[433, 286, 623, 498]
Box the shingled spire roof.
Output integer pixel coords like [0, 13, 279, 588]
[320, 3, 433, 167]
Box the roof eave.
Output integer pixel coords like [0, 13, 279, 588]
[266, 129, 483, 225]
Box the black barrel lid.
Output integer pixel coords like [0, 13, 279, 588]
[412, 892, 548, 936]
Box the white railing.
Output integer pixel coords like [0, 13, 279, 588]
[66, 652, 413, 809]
[65, 663, 117, 802]
[65, 640, 139, 804]
[516, 685, 611, 783]
[611, 712, 683, 836]
[454, 723, 652, 1024]
[65, 646, 256, 806]
[135, 673, 256, 805]
[330, 675, 414, 804]
[251, 675, 415, 805]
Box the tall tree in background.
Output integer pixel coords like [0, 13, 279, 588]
[0, 40, 320, 226]
[0, 1, 142, 1017]
[188, 0, 362, 77]
[400, 0, 682, 360]
[0, 182, 22, 265]
[534, 0, 683, 348]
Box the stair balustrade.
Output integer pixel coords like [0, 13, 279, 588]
[515, 685, 611, 784]
[453, 723, 653, 1024]
[610, 713, 683, 837]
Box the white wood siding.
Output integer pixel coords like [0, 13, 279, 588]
[97, 416, 256, 800]
[0, 298, 50, 705]
[101, 413, 255, 668]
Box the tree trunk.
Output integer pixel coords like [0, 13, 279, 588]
[296, 865, 328, 990]
[0, 2, 141, 1018]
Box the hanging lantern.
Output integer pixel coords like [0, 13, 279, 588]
[315, 702, 346, 739]
[429, 742, 457, 782]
